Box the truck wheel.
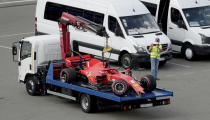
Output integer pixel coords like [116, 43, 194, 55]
[183, 45, 195, 61]
[60, 68, 76, 83]
[112, 79, 128, 96]
[80, 94, 95, 113]
[120, 53, 132, 69]
[139, 75, 156, 92]
[26, 76, 40, 96]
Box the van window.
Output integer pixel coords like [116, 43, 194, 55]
[171, 8, 185, 25]
[108, 16, 123, 38]
[141, 1, 157, 16]
[44, 2, 104, 25]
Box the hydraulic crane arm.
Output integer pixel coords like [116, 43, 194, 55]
[59, 12, 108, 60]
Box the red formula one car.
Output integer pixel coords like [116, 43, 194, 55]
[58, 12, 156, 96]
[59, 54, 156, 96]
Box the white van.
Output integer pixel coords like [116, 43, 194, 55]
[35, 0, 172, 68]
[141, 0, 210, 60]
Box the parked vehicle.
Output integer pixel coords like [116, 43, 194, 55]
[12, 12, 173, 113]
[141, 0, 210, 60]
[35, 0, 172, 68]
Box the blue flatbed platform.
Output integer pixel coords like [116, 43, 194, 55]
[46, 63, 173, 103]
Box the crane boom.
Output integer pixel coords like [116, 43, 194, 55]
[59, 12, 107, 60]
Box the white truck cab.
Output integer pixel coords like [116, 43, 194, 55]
[12, 35, 61, 82]
[141, 0, 210, 60]
[35, 0, 172, 68]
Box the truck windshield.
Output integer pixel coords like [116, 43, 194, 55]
[183, 6, 210, 27]
[20, 42, 31, 60]
[120, 13, 159, 35]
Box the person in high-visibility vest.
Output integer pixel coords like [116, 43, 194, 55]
[149, 38, 162, 80]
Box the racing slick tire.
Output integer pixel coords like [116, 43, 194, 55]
[60, 68, 76, 83]
[26, 76, 41, 96]
[112, 79, 129, 96]
[139, 75, 156, 92]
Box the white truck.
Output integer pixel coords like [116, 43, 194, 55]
[141, 0, 210, 60]
[12, 35, 173, 112]
[12, 35, 61, 83]
[12, 19, 173, 113]
[35, 0, 172, 68]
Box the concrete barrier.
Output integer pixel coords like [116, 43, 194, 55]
[0, 0, 36, 8]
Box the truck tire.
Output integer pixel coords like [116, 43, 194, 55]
[60, 68, 76, 83]
[139, 75, 156, 92]
[120, 53, 132, 69]
[112, 79, 128, 96]
[26, 76, 41, 96]
[80, 94, 96, 113]
[183, 45, 195, 61]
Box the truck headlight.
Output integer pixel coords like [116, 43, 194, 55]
[134, 45, 147, 53]
[199, 33, 209, 44]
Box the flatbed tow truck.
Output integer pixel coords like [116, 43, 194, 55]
[46, 62, 173, 112]
[12, 12, 173, 113]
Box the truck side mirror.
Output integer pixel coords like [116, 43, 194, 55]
[12, 45, 17, 55]
[12, 42, 20, 62]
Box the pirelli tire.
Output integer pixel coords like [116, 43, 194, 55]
[60, 68, 76, 83]
[112, 79, 129, 96]
[139, 75, 156, 92]
[25, 76, 41, 96]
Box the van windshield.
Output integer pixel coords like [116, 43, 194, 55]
[183, 6, 210, 27]
[120, 13, 159, 35]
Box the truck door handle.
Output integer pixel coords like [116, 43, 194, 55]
[169, 27, 173, 29]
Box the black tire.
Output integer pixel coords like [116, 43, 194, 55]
[139, 75, 156, 92]
[60, 68, 76, 83]
[120, 53, 132, 69]
[80, 94, 96, 113]
[183, 45, 195, 61]
[112, 79, 128, 96]
[26, 76, 41, 96]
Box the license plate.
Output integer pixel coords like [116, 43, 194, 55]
[140, 103, 153, 108]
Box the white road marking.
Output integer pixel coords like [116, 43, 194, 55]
[0, 0, 35, 5]
[0, 32, 33, 39]
[0, 45, 12, 50]
[168, 62, 191, 68]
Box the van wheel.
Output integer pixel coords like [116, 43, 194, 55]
[120, 53, 132, 69]
[26, 76, 40, 96]
[60, 68, 76, 83]
[80, 94, 96, 113]
[183, 45, 195, 61]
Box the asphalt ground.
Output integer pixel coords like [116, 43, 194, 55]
[0, 4, 210, 120]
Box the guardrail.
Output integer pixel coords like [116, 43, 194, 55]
[0, 0, 36, 8]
